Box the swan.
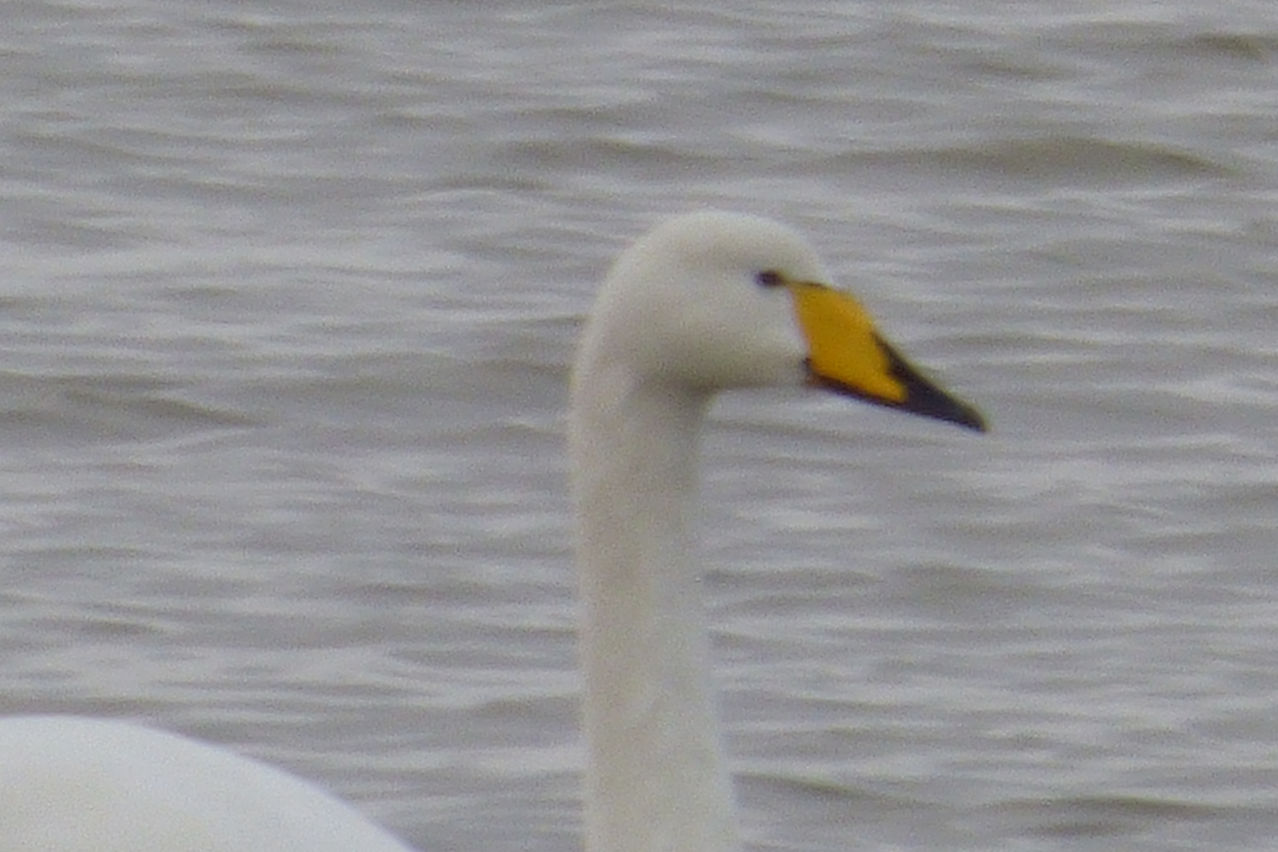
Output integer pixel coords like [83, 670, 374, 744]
[0, 211, 983, 852]
[570, 211, 983, 852]
[0, 715, 412, 851]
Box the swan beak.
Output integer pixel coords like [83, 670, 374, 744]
[789, 282, 987, 432]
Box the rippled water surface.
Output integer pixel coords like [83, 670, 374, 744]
[2, 2, 1277, 850]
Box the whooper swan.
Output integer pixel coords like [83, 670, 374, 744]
[0, 211, 983, 852]
[569, 211, 983, 852]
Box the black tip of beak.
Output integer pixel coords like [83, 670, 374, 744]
[895, 370, 987, 432]
[879, 336, 987, 432]
[807, 336, 988, 433]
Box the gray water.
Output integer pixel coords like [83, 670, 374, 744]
[3, 2, 1277, 849]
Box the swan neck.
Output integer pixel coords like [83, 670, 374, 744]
[570, 379, 741, 852]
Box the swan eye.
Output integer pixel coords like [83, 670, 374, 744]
[755, 270, 784, 288]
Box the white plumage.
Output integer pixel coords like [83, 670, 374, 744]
[0, 716, 411, 851]
[570, 211, 982, 852]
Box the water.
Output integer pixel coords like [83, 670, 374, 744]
[2, 1, 1277, 849]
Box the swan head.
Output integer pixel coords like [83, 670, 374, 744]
[575, 210, 985, 431]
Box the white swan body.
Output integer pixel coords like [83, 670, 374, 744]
[0, 716, 412, 851]
[0, 211, 982, 852]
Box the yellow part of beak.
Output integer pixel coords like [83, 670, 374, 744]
[787, 281, 987, 432]
[789, 282, 906, 403]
